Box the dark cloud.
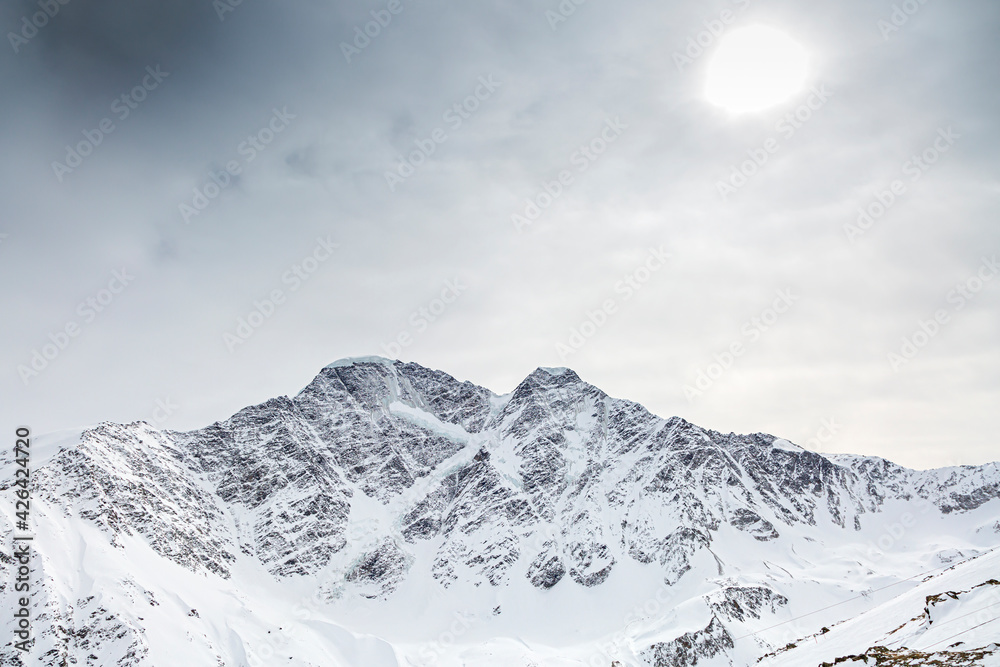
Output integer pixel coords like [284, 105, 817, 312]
[16, 0, 216, 88]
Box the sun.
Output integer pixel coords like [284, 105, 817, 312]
[705, 25, 809, 114]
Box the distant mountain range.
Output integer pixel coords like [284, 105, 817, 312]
[2, 356, 998, 666]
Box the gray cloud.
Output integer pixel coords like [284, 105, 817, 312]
[1, 0, 998, 469]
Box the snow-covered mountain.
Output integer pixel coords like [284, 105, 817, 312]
[2, 357, 998, 666]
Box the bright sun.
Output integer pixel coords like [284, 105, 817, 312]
[705, 26, 809, 114]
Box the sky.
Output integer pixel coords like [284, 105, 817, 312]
[1, 0, 998, 470]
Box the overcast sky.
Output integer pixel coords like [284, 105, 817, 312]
[2, 0, 998, 469]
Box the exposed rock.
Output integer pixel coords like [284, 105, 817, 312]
[642, 616, 735, 666]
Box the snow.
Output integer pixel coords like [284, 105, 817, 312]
[388, 400, 471, 444]
[0, 426, 85, 470]
[324, 355, 394, 369]
[770, 438, 804, 452]
[764, 547, 1000, 666]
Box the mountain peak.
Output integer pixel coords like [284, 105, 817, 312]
[536, 365, 575, 377]
[524, 365, 582, 385]
[323, 355, 396, 370]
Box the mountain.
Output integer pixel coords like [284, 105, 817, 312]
[2, 356, 998, 666]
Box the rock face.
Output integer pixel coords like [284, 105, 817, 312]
[2, 356, 998, 666]
[34, 423, 237, 578]
[642, 616, 735, 666]
[708, 585, 789, 623]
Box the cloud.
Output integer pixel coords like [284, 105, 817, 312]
[1, 0, 998, 469]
